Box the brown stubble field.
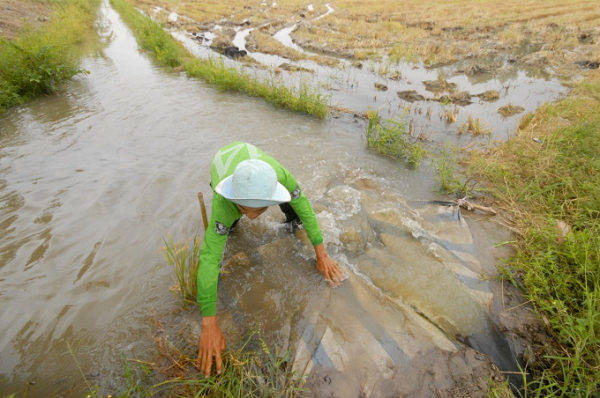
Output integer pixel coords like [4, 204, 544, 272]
[130, 0, 599, 77]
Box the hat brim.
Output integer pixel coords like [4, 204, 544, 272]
[215, 176, 291, 208]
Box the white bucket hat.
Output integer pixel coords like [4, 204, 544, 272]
[215, 159, 291, 208]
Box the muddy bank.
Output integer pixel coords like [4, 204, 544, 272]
[0, 0, 52, 40]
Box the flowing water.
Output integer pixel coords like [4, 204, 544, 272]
[0, 2, 530, 396]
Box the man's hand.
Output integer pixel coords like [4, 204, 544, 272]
[197, 316, 226, 377]
[314, 243, 345, 287]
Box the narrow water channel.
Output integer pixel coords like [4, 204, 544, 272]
[0, 2, 514, 396]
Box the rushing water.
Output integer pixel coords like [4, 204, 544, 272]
[0, 2, 518, 396]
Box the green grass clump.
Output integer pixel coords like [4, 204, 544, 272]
[468, 74, 600, 396]
[0, 0, 100, 112]
[162, 234, 201, 307]
[365, 110, 425, 168]
[434, 145, 469, 196]
[150, 334, 306, 397]
[388, 44, 419, 64]
[82, 329, 306, 397]
[185, 58, 328, 118]
[109, 0, 328, 118]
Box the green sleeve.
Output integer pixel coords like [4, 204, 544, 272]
[197, 195, 240, 317]
[269, 163, 323, 247]
[290, 193, 324, 246]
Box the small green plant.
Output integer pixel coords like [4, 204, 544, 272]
[388, 44, 419, 64]
[409, 143, 427, 168]
[518, 112, 535, 131]
[485, 376, 512, 398]
[120, 352, 152, 396]
[440, 96, 453, 106]
[67, 341, 101, 398]
[434, 145, 467, 195]
[365, 110, 426, 169]
[459, 115, 491, 135]
[162, 234, 201, 307]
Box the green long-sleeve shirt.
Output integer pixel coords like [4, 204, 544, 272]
[197, 142, 323, 317]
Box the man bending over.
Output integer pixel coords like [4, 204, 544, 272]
[196, 141, 344, 377]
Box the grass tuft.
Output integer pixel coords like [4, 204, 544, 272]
[119, 321, 307, 398]
[162, 234, 201, 307]
[434, 145, 469, 196]
[460, 115, 492, 135]
[365, 110, 426, 169]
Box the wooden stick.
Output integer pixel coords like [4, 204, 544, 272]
[468, 202, 498, 215]
[456, 197, 497, 215]
[197, 192, 208, 231]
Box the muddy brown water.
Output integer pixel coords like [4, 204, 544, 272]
[0, 2, 533, 397]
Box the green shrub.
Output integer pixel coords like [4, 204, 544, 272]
[0, 0, 100, 111]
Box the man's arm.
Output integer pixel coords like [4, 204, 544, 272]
[196, 196, 239, 376]
[268, 161, 344, 284]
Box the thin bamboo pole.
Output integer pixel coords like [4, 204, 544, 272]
[197, 192, 208, 231]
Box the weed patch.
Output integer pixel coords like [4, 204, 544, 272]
[460, 115, 492, 135]
[467, 74, 600, 396]
[434, 145, 469, 196]
[365, 110, 426, 169]
[107, 319, 307, 397]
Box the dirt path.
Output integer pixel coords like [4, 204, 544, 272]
[0, 0, 52, 40]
